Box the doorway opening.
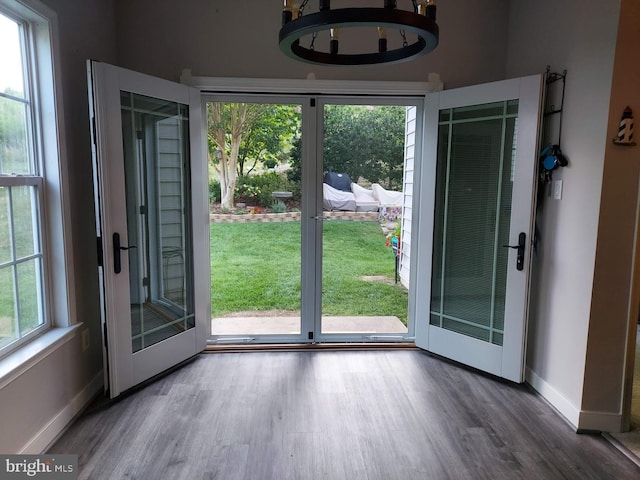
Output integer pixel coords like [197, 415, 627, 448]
[206, 96, 419, 344]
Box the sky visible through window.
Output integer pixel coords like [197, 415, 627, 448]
[0, 12, 24, 95]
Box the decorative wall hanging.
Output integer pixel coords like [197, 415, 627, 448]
[613, 106, 636, 146]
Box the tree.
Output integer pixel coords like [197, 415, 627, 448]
[323, 105, 405, 189]
[288, 105, 406, 190]
[207, 102, 300, 209]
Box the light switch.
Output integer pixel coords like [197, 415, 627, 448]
[553, 179, 563, 200]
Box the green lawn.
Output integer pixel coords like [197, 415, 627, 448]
[210, 220, 408, 323]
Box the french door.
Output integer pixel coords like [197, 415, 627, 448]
[415, 75, 544, 382]
[88, 61, 209, 398]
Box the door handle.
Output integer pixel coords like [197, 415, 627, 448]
[502, 232, 526, 271]
[113, 232, 136, 274]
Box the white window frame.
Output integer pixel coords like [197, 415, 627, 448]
[0, 0, 75, 365]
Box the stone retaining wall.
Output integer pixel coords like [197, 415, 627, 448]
[210, 211, 379, 223]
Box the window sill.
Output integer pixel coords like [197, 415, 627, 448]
[0, 324, 82, 390]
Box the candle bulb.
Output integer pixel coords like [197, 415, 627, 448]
[377, 27, 387, 53]
[426, 0, 437, 21]
[330, 27, 339, 54]
[282, 0, 293, 25]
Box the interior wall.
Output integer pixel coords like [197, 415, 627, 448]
[582, 0, 640, 429]
[0, 0, 117, 452]
[114, 0, 509, 87]
[505, 0, 622, 429]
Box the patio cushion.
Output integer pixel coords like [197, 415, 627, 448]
[372, 183, 403, 206]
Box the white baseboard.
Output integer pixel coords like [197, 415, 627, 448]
[578, 410, 623, 432]
[526, 367, 624, 433]
[19, 371, 104, 454]
[525, 366, 581, 429]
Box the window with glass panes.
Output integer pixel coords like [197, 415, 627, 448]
[0, 10, 46, 354]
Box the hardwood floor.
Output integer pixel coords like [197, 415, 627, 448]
[50, 350, 640, 479]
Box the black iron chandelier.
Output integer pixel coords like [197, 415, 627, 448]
[279, 0, 439, 66]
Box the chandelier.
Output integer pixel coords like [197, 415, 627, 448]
[279, 0, 439, 66]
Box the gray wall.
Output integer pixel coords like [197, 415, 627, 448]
[506, 0, 628, 430]
[114, 0, 509, 87]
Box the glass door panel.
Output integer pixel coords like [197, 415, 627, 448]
[207, 101, 303, 341]
[89, 60, 207, 398]
[319, 102, 412, 339]
[415, 75, 543, 382]
[430, 101, 517, 346]
[120, 92, 195, 353]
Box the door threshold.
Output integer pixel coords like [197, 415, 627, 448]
[204, 342, 417, 353]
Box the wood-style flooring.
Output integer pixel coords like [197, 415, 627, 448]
[50, 349, 640, 479]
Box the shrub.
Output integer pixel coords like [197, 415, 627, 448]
[271, 200, 286, 213]
[209, 179, 221, 204]
[236, 172, 298, 207]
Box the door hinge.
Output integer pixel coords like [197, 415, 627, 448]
[310, 98, 316, 107]
[140, 205, 147, 215]
[143, 277, 149, 286]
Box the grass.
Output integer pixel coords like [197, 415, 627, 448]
[210, 220, 408, 324]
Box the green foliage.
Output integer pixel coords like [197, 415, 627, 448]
[207, 102, 301, 177]
[326, 105, 405, 188]
[271, 200, 286, 213]
[0, 89, 29, 174]
[287, 105, 406, 190]
[237, 104, 300, 176]
[287, 135, 302, 185]
[235, 172, 298, 207]
[234, 182, 261, 202]
[209, 179, 221, 204]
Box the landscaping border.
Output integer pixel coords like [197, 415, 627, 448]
[210, 211, 379, 223]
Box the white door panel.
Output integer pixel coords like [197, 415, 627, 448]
[415, 75, 543, 383]
[89, 61, 208, 398]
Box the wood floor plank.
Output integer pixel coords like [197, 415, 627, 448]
[50, 350, 640, 479]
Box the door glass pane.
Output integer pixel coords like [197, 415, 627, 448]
[321, 104, 409, 336]
[121, 92, 194, 353]
[207, 102, 302, 337]
[430, 101, 518, 346]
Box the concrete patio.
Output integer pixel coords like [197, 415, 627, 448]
[211, 314, 407, 336]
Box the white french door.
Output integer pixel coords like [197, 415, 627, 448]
[88, 61, 209, 398]
[414, 75, 543, 382]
